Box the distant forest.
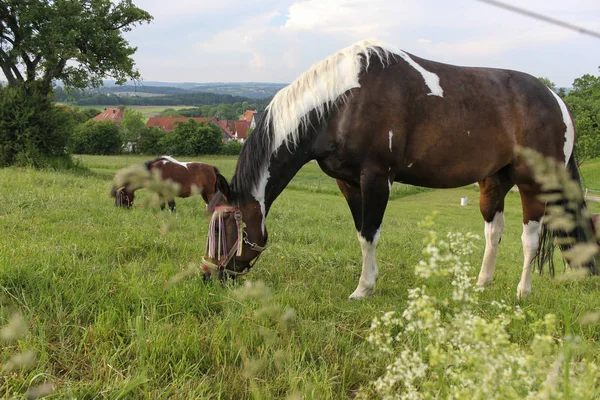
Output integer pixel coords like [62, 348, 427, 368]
[52, 81, 287, 107]
[53, 87, 272, 107]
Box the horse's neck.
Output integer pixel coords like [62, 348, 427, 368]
[234, 134, 316, 218]
[263, 146, 315, 214]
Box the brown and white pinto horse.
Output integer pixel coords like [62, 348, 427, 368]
[111, 156, 220, 211]
[202, 40, 597, 299]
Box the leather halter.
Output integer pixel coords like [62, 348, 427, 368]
[201, 205, 267, 276]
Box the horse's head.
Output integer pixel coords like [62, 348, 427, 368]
[202, 174, 268, 279]
[110, 185, 135, 208]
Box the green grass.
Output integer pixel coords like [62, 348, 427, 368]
[1, 155, 600, 398]
[581, 158, 600, 191]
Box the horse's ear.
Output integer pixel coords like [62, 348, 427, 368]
[215, 173, 230, 198]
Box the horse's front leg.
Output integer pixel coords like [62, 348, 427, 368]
[346, 170, 390, 300]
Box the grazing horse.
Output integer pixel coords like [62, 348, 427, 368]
[111, 156, 220, 210]
[201, 40, 597, 299]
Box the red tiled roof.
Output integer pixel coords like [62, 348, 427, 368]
[216, 120, 234, 136]
[242, 109, 257, 122]
[92, 108, 124, 124]
[146, 117, 217, 132]
[234, 120, 250, 139]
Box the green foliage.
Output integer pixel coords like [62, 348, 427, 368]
[0, 84, 73, 167]
[158, 120, 222, 155]
[220, 140, 243, 155]
[0, 0, 150, 166]
[137, 126, 166, 155]
[120, 108, 146, 153]
[564, 74, 600, 163]
[0, 1, 152, 93]
[72, 120, 122, 155]
[158, 108, 183, 118]
[538, 76, 556, 90]
[215, 104, 240, 120]
[71, 107, 101, 123]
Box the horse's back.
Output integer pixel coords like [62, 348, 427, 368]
[318, 50, 573, 187]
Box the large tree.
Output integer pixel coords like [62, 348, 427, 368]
[0, 0, 152, 96]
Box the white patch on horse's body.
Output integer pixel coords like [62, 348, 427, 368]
[161, 155, 190, 168]
[477, 212, 505, 287]
[396, 50, 444, 97]
[517, 220, 542, 299]
[407, 162, 413, 168]
[388, 130, 393, 151]
[547, 88, 574, 164]
[251, 165, 270, 235]
[388, 180, 392, 191]
[349, 229, 381, 299]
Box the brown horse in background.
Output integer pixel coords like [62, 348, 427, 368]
[111, 156, 220, 211]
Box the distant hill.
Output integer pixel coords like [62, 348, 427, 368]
[92, 81, 288, 99]
[52, 81, 288, 106]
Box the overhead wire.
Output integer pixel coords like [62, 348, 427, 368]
[475, 0, 600, 40]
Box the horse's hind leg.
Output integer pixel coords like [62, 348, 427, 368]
[516, 183, 545, 299]
[168, 199, 176, 212]
[477, 173, 514, 287]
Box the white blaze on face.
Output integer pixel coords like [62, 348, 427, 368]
[547, 88, 574, 164]
[396, 51, 444, 97]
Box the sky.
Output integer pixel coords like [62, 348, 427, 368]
[106, 0, 600, 86]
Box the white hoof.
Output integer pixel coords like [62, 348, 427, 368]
[348, 286, 375, 300]
[477, 275, 493, 287]
[517, 283, 531, 299]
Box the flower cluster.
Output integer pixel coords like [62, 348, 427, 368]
[362, 224, 600, 400]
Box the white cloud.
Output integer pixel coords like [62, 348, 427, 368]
[124, 0, 600, 85]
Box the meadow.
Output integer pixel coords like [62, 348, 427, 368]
[77, 106, 191, 119]
[1, 155, 600, 398]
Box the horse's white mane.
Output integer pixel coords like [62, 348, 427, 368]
[265, 39, 400, 154]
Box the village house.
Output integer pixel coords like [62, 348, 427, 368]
[146, 110, 258, 143]
[92, 107, 124, 125]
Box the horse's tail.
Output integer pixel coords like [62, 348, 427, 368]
[537, 154, 598, 276]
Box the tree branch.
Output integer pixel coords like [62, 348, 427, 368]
[22, 52, 37, 81]
[10, 63, 23, 81]
[42, 57, 67, 90]
[0, 58, 17, 86]
[0, 33, 15, 45]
